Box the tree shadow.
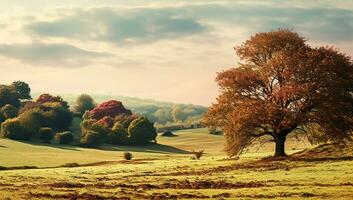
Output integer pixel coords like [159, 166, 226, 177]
[2, 139, 190, 154]
[17, 140, 81, 151]
[100, 143, 191, 154]
[159, 134, 178, 137]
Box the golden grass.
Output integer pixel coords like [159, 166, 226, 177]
[0, 128, 352, 199]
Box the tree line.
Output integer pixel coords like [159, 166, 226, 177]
[0, 85, 157, 147]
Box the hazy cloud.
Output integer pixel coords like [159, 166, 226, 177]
[22, 2, 353, 46]
[179, 3, 353, 43]
[0, 43, 109, 67]
[27, 7, 207, 45]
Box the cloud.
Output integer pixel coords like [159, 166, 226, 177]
[0, 43, 109, 68]
[184, 3, 353, 43]
[2, 1, 353, 70]
[26, 6, 207, 45]
[23, 2, 353, 46]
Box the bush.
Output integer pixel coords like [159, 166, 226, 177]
[17, 108, 42, 138]
[1, 104, 18, 119]
[123, 152, 133, 160]
[107, 123, 128, 144]
[0, 118, 27, 140]
[38, 127, 53, 143]
[55, 131, 74, 144]
[40, 102, 73, 130]
[73, 94, 96, 116]
[128, 117, 157, 144]
[192, 150, 204, 160]
[80, 130, 104, 147]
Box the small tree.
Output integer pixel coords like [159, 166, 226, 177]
[88, 100, 132, 120]
[73, 94, 96, 116]
[38, 127, 54, 143]
[128, 117, 157, 144]
[11, 81, 31, 100]
[204, 30, 353, 157]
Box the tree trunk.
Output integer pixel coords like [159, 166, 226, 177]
[274, 136, 286, 157]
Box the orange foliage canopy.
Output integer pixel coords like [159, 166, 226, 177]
[204, 30, 353, 157]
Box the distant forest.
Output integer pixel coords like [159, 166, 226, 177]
[33, 93, 207, 132]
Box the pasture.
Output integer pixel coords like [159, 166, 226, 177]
[0, 128, 352, 199]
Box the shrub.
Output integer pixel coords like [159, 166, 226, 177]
[55, 131, 74, 144]
[192, 150, 204, 160]
[123, 152, 133, 160]
[1, 104, 18, 119]
[39, 127, 53, 143]
[17, 108, 42, 138]
[73, 94, 96, 116]
[88, 100, 132, 120]
[40, 102, 73, 130]
[107, 123, 128, 144]
[80, 130, 104, 147]
[0, 118, 27, 140]
[128, 117, 157, 144]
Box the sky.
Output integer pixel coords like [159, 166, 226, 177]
[0, 0, 352, 106]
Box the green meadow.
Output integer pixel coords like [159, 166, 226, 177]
[1, 128, 352, 199]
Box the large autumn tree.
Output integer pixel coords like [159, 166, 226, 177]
[204, 30, 353, 157]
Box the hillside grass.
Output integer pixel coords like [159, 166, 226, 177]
[0, 128, 310, 167]
[0, 128, 352, 199]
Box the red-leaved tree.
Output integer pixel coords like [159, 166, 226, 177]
[204, 30, 353, 157]
[89, 100, 132, 120]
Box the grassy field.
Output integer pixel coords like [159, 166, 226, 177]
[0, 128, 352, 199]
